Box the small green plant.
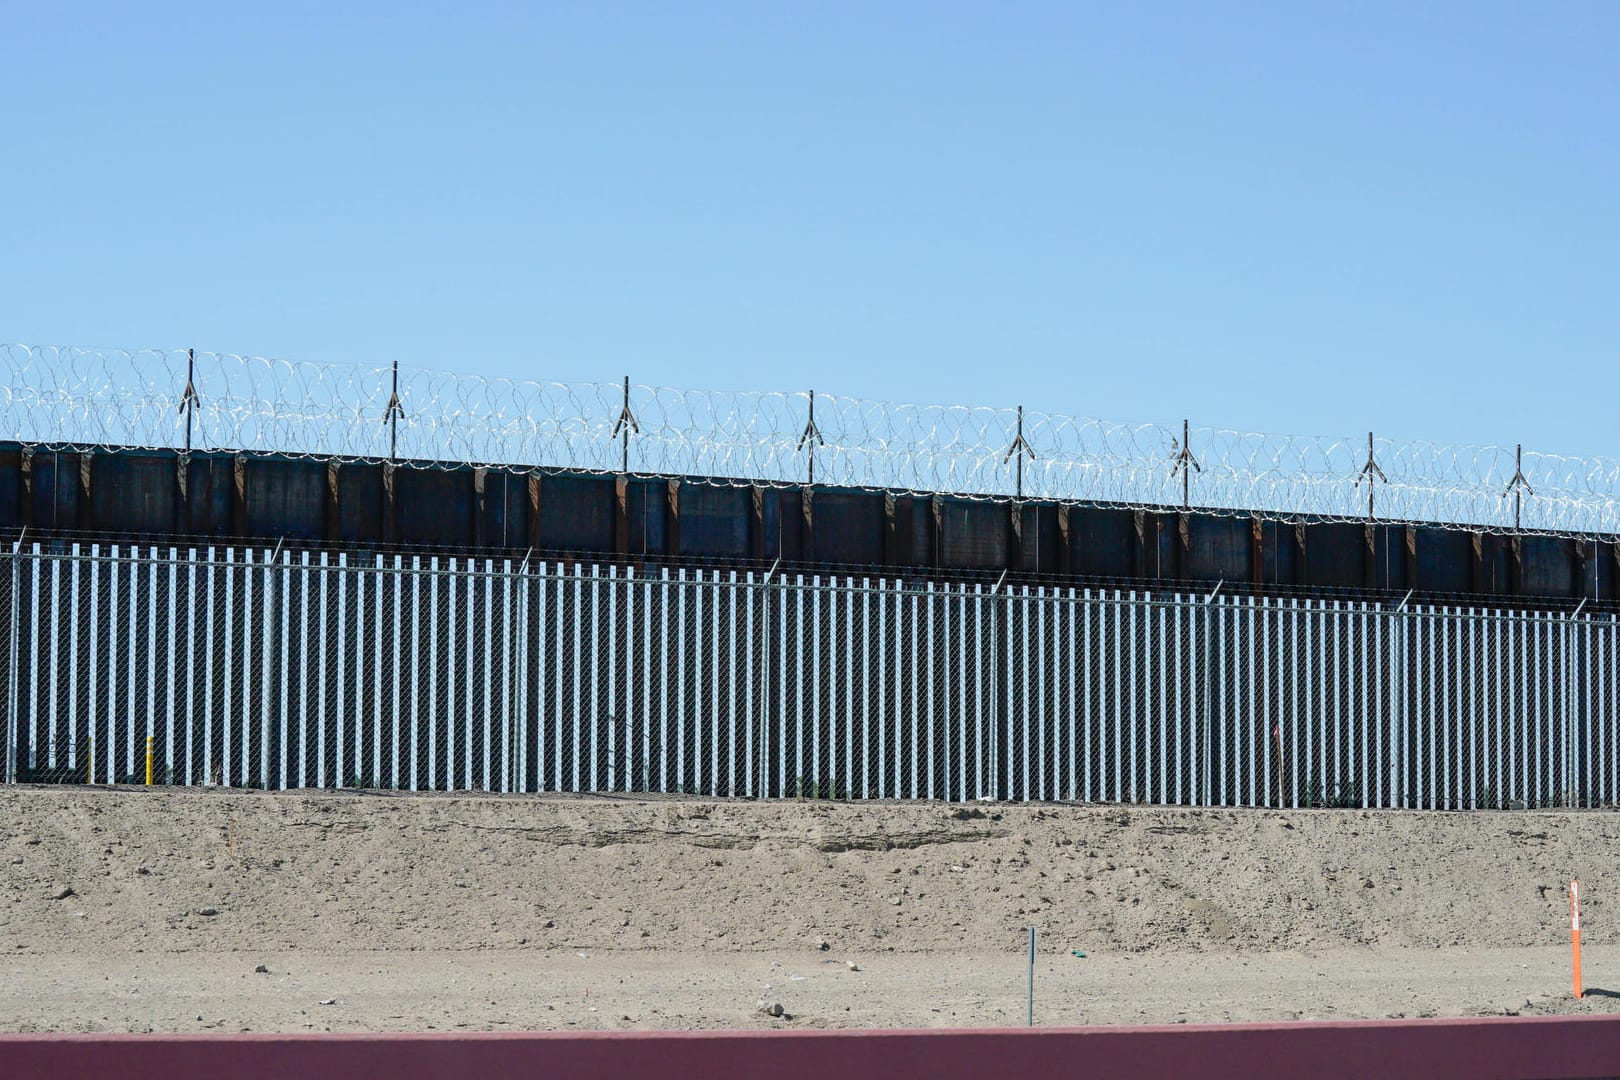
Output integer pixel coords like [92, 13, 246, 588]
[1304, 780, 1362, 809]
[791, 777, 846, 800]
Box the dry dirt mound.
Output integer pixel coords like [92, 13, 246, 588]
[1, 788, 1614, 958]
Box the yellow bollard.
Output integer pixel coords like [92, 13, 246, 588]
[145, 736, 154, 786]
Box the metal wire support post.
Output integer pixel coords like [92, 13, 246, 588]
[1002, 405, 1036, 499]
[1357, 432, 1388, 520]
[177, 348, 200, 452]
[797, 390, 825, 485]
[1503, 443, 1533, 530]
[383, 361, 405, 462]
[1170, 418, 1201, 509]
[1026, 926, 1037, 1026]
[611, 375, 639, 474]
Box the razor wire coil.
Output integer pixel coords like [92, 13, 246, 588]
[4, 343, 1619, 538]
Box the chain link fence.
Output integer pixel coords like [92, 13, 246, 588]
[3, 541, 1617, 809]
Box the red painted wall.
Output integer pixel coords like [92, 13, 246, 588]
[5, 1017, 1620, 1080]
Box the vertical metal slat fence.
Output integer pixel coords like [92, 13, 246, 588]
[2, 541, 1617, 809]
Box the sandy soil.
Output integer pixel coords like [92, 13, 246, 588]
[1, 787, 1617, 1032]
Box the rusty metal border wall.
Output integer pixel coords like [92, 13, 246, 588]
[3, 442, 1618, 608]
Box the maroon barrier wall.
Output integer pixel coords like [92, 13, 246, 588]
[5, 443, 1615, 606]
[5, 1016, 1620, 1080]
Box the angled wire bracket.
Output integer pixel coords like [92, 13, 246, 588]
[611, 375, 639, 437]
[382, 360, 406, 461]
[611, 375, 640, 473]
[1502, 443, 1533, 529]
[797, 389, 826, 484]
[382, 364, 406, 421]
[1002, 405, 1036, 498]
[1170, 418, 1202, 509]
[1356, 431, 1388, 519]
[177, 347, 201, 452]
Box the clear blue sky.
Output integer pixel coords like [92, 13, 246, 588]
[5, 2, 1617, 459]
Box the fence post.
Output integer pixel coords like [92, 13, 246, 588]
[758, 559, 780, 800]
[4, 533, 21, 784]
[1391, 591, 1412, 810]
[1566, 599, 1587, 808]
[988, 569, 1008, 801]
[1201, 579, 1223, 807]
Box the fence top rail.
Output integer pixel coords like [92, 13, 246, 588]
[5, 343, 1620, 540]
[9, 541, 1616, 625]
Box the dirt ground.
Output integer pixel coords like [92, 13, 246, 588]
[1, 787, 1616, 1032]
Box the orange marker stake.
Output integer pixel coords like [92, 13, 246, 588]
[1570, 879, 1583, 1000]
